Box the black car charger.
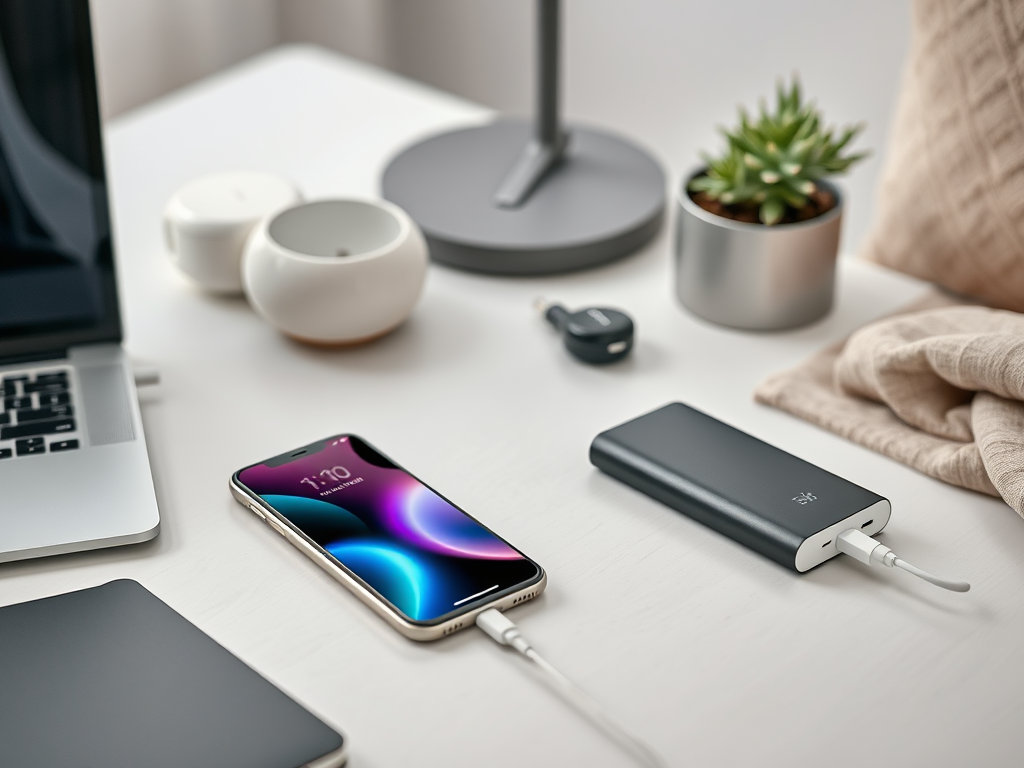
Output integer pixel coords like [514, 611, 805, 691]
[536, 298, 634, 364]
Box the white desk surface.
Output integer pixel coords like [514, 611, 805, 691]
[4, 46, 1022, 767]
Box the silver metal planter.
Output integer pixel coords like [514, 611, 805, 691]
[674, 173, 842, 331]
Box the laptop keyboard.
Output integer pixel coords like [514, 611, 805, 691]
[0, 368, 81, 460]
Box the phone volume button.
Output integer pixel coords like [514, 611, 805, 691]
[247, 503, 266, 520]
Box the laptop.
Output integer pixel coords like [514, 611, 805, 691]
[0, 0, 159, 562]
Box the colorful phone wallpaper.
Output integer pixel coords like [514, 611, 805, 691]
[238, 436, 540, 623]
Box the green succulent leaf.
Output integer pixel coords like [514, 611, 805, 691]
[778, 186, 808, 208]
[760, 197, 785, 226]
[690, 76, 869, 225]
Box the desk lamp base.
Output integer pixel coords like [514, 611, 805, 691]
[381, 119, 666, 275]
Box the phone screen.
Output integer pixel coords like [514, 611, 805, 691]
[236, 436, 542, 624]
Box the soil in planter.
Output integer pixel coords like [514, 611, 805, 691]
[690, 187, 836, 225]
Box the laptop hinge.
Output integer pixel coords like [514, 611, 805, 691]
[0, 348, 70, 369]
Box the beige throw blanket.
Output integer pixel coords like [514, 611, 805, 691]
[754, 297, 1024, 516]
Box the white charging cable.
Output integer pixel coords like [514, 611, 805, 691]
[476, 608, 667, 768]
[836, 529, 970, 592]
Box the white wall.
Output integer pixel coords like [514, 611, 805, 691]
[90, 0, 279, 118]
[279, 0, 393, 70]
[90, 0, 912, 253]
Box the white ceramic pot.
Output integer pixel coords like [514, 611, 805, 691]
[242, 199, 429, 345]
[163, 172, 301, 293]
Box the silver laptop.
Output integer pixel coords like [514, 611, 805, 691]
[0, 0, 159, 563]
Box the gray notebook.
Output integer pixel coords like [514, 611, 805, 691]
[0, 580, 346, 768]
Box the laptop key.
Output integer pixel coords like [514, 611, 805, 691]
[17, 405, 73, 423]
[49, 439, 79, 452]
[0, 447, 11, 459]
[4, 396, 32, 410]
[34, 372, 68, 384]
[1, 418, 75, 440]
[38, 392, 70, 407]
[15, 437, 45, 456]
[23, 381, 67, 394]
[0, 412, 8, 425]
[2, 376, 27, 395]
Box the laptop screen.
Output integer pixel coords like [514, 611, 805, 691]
[0, 0, 120, 364]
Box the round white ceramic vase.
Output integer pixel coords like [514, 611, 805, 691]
[242, 199, 428, 345]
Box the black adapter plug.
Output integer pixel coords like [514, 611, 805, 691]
[536, 298, 634, 364]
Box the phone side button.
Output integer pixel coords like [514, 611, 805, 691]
[247, 503, 266, 520]
[265, 516, 287, 537]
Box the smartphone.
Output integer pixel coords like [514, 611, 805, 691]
[230, 435, 546, 641]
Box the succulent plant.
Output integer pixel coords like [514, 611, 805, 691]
[688, 79, 868, 225]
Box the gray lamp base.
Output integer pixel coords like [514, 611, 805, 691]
[381, 119, 666, 275]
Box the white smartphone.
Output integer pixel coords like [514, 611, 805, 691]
[230, 434, 546, 641]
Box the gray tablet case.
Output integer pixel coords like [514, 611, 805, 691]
[0, 579, 346, 768]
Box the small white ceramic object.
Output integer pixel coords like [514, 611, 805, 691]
[163, 172, 302, 293]
[242, 199, 428, 345]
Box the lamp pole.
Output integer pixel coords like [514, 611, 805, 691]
[536, 0, 562, 148]
[492, 0, 569, 208]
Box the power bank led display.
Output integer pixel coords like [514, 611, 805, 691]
[590, 402, 890, 572]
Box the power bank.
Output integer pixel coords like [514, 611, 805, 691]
[590, 402, 890, 572]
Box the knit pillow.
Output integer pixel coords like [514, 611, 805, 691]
[862, 0, 1024, 311]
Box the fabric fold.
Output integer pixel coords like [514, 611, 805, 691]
[755, 293, 1024, 515]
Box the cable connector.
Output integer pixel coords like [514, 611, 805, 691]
[836, 529, 970, 592]
[476, 606, 532, 654]
[475, 608, 666, 768]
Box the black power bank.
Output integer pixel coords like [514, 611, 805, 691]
[590, 402, 891, 572]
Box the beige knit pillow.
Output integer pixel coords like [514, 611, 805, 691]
[863, 0, 1024, 311]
